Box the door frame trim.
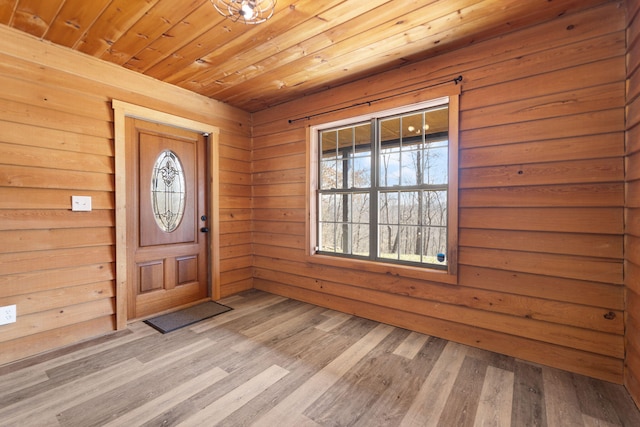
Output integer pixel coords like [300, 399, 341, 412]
[113, 100, 221, 329]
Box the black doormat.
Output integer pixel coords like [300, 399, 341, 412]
[144, 301, 232, 334]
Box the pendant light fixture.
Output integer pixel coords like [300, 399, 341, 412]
[212, 0, 276, 25]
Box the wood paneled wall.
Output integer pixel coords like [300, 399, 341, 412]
[0, 26, 252, 365]
[252, 1, 627, 383]
[626, 0, 640, 407]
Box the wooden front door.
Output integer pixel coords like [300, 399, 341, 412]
[126, 118, 209, 320]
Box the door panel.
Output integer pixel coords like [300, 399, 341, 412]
[126, 118, 208, 320]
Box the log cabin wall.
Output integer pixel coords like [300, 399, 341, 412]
[0, 26, 252, 365]
[626, 0, 640, 407]
[252, 0, 627, 383]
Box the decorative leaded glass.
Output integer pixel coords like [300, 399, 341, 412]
[151, 150, 186, 233]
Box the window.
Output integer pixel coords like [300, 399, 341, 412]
[151, 150, 186, 233]
[312, 96, 458, 274]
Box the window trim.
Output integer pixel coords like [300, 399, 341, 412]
[307, 92, 459, 285]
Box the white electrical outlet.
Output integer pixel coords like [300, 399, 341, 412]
[0, 305, 16, 326]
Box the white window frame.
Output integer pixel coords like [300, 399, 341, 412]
[307, 94, 459, 284]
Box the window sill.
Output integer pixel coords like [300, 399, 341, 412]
[306, 252, 458, 285]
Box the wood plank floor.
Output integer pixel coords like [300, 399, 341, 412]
[1, 289, 639, 426]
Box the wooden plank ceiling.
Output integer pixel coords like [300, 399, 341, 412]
[0, 0, 611, 112]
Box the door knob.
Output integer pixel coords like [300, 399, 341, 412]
[200, 227, 209, 233]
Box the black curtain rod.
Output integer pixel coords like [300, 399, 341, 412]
[288, 75, 462, 124]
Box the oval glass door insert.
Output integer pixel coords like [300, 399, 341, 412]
[151, 150, 186, 233]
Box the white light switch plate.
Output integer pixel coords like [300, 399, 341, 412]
[0, 305, 16, 325]
[72, 196, 92, 211]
